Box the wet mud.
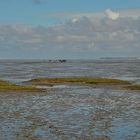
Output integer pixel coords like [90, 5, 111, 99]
[0, 85, 139, 140]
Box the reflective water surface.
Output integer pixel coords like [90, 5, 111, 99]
[0, 59, 140, 83]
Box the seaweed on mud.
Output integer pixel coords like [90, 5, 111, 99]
[26, 77, 140, 91]
[26, 77, 130, 85]
[0, 79, 43, 92]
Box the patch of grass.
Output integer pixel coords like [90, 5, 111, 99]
[0, 79, 42, 92]
[26, 77, 130, 85]
[0, 79, 13, 86]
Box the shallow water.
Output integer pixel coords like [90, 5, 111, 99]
[0, 59, 140, 83]
[0, 59, 140, 140]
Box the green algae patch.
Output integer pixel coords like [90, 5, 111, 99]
[0, 80, 13, 86]
[26, 77, 130, 86]
[0, 79, 42, 92]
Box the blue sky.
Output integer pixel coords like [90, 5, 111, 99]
[0, 0, 140, 59]
[0, 0, 140, 25]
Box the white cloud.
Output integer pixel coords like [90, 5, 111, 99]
[71, 18, 79, 23]
[105, 9, 120, 20]
[49, 8, 140, 19]
[0, 8, 140, 58]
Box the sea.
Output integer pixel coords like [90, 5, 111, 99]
[0, 59, 140, 83]
[0, 59, 140, 140]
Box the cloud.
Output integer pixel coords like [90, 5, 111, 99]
[49, 8, 140, 19]
[105, 9, 120, 20]
[1, 16, 140, 47]
[0, 8, 140, 58]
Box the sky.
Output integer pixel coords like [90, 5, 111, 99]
[0, 0, 140, 59]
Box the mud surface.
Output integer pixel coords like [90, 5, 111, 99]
[0, 59, 140, 139]
[0, 85, 140, 140]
